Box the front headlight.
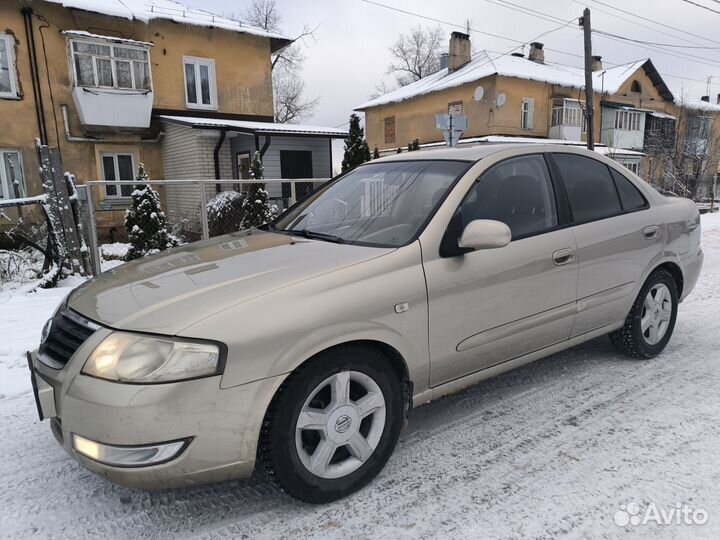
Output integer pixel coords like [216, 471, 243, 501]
[82, 332, 223, 383]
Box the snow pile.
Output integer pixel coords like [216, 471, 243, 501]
[356, 52, 648, 109]
[43, 0, 291, 41]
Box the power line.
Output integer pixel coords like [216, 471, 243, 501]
[585, 0, 720, 45]
[678, 0, 720, 15]
[592, 29, 720, 49]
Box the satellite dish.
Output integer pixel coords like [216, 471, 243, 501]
[473, 86, 485, 102]
[496, 93, 507, 108]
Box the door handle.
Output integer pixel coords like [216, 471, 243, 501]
[643, 225, 659, 239]
[552, 248, 575, 266]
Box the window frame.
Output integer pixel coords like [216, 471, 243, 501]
[547, 152, 649, 226]
[183, 55, 218, 110]
[608, 166, 649, 213]
[0, 33, 19, 99]
[0, 149, 26, 200]
[614, 109, 642, 131]
[521, 98, 534, 130]
[100, 152, 136, 199]
[69, 37, 152, 91]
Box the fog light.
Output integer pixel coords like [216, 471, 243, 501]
[72, 434, 189, 467]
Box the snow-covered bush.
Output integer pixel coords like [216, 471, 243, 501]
[207, 190, 244, 237]
[240, 152, 278, 229]
[124, 164, 178, 260]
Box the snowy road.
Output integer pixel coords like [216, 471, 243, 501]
[2, 215, 720, 540]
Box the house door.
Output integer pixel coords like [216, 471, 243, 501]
[280, 150, 314, 201]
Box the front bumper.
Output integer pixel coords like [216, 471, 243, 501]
[28, 348, 285, 489]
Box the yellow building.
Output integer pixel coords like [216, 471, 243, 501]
[0, 0, 346, 239]
[355, 32, 716, 180]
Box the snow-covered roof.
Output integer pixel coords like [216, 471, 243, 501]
[683, 99, 720, 113]
[159, 115, 348, 138]
[355, 52, 667, 110]
[63, 30, 153, 47]
[43, 0, 292, 48]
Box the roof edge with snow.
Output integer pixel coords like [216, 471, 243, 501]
[159, 115, 349, 138]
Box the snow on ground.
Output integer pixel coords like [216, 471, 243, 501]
[1, 215, 720, 539]
[0, 276, 85, 401]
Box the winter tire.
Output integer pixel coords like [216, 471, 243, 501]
[259, 345, 405, 503]
[610, 268, 678, 359]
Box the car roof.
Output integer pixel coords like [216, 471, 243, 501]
[372, 143, 598, 163]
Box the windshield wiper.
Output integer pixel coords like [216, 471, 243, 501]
[284, 228, 346, 244]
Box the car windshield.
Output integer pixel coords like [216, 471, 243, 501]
[272, 160, 469, 247]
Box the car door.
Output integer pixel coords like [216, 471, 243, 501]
[423, 154, 579, 387]
[549, 152, 664, 337]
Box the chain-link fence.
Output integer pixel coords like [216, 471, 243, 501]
[77, 178, 327, 274]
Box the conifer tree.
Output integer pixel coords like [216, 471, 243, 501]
[240, 151, 277, 229]
[341, 114, 372, 171]
[124, 164, 177, 260]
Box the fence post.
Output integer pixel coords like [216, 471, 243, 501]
[289, 180, 297, 206]
[199, 182, 209, 240]
[85, 184, 102, 275]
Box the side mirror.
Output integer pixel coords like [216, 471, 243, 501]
[458, 219, 511, 250]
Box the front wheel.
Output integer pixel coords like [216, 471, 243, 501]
[610, 269, 678, 359]
[258, 346, 405, 503]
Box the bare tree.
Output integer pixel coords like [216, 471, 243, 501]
[387, 25, 444, 87]
[242, 0, 319, 123]
[644, 101, 720, 199]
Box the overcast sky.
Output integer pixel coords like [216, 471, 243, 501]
[186, 0, 720, 129]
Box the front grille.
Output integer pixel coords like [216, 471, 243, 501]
[38, 309, 98, 368]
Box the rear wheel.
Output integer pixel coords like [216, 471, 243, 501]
[610, 269, 678, 359]
[259, 345, 405, 503]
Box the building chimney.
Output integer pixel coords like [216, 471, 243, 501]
[701, 95, 710, 102]
[528, 42, 544, 63]
[448, 31, 471, 72]
[591, 55, 603, 71]
[440, 52, 449, 70]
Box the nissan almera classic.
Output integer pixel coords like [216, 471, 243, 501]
[29, 144, 703, 503]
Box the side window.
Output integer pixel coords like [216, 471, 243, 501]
[457, 154, 557, 240]
[183, 56, 217, 109]
[610, 168, 647, 212]
[553, 154, 622, 224]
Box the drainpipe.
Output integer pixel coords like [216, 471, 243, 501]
[213, 129, 227, 192]
[260, 135, 271, 158]
[61, 104, 164, 143]
[21, 7, 48, 145]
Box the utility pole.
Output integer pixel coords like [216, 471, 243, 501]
[580, 8, 594, 150]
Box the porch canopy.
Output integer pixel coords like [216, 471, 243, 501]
[158, 115, 348, 139]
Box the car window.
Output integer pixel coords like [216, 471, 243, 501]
[609, 168, 647, 212]
[273, 160, 469, 247]
[456, 154, 558, 240]
[553, 153, 622, 224]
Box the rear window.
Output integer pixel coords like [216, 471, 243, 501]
[553, 153, 622, 224]
[610, 168, 647, 212]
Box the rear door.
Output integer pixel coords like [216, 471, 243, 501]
[424, 154, 578, 386]
[549, 153, 663, 336]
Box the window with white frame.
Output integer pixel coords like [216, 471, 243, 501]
[551, 98, 582, 127]
[101, 153, 135, 198]
[521, 98, 534, 130]
[0, 150, 25, 200]
[70, 38, 151, 90]
[0, 33, 19, 98]
[622, 162, 639, 174]
[183, 56, 218, 109]
[614, 110, 642, 131]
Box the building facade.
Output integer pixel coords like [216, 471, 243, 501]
[356, 32, 720, 193]
[0, 0, 345, 239]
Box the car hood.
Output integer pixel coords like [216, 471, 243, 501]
[69, 231, 393, 334]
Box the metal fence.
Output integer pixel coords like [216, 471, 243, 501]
[76, 178, 327, 274]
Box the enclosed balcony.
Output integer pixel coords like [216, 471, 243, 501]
[64, 31, 154, 128]
[549, 99, 582, 141]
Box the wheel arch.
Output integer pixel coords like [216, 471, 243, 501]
[653, 261, 684, 298]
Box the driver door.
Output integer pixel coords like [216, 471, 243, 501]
[422, 154, 578, 386]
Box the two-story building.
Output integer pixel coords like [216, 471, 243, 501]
[1, 0, 346, 239]
[355, 32, 681, 175]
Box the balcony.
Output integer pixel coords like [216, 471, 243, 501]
[549, 99, 582, 141]
[601, 107, 646, 150]
[64, 31, 154, 128]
